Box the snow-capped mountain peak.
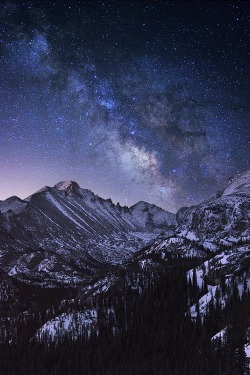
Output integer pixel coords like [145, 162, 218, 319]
[0, 181, 176, 282]
[54, 181, 81, 196]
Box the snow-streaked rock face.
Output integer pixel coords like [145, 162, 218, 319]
[0, 181, 176, 282]
[130, 201, 176, 229]
[134, 170, 250, 272]
[176, 170, 250, 246]
[153, 170, 249, 258]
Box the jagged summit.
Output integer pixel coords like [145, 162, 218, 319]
[54, 181, 80, 196]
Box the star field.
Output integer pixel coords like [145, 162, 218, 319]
[0, 1, 249, 212]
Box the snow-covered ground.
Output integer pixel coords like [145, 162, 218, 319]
[34, 310, 98, 343]
[245, 344, 250, 358]
[211, 327, 227, 342]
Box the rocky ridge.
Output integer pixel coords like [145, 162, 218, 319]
[0, 181, 176, 283]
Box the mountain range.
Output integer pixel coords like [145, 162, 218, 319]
[0, 170, 249, 375]
[0, 180, 175, 283]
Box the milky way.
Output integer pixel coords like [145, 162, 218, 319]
[0, 1, 249, 212]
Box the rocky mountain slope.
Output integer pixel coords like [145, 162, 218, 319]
[137, 170, 250, 269]
[0, 181, 176, 283]
[177, 170, 250, 246]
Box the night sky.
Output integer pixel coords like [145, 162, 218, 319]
[0, 1, 249, 212]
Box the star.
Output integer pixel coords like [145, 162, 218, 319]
[0, 1, 248, 213]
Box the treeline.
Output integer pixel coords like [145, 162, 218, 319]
[0, 260, 249, 374]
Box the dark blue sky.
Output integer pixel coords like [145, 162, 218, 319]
[0, 1, 249, 212]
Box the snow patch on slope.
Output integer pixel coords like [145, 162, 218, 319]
[211, 327, 227, 342]
[35, 310, 98, 343]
